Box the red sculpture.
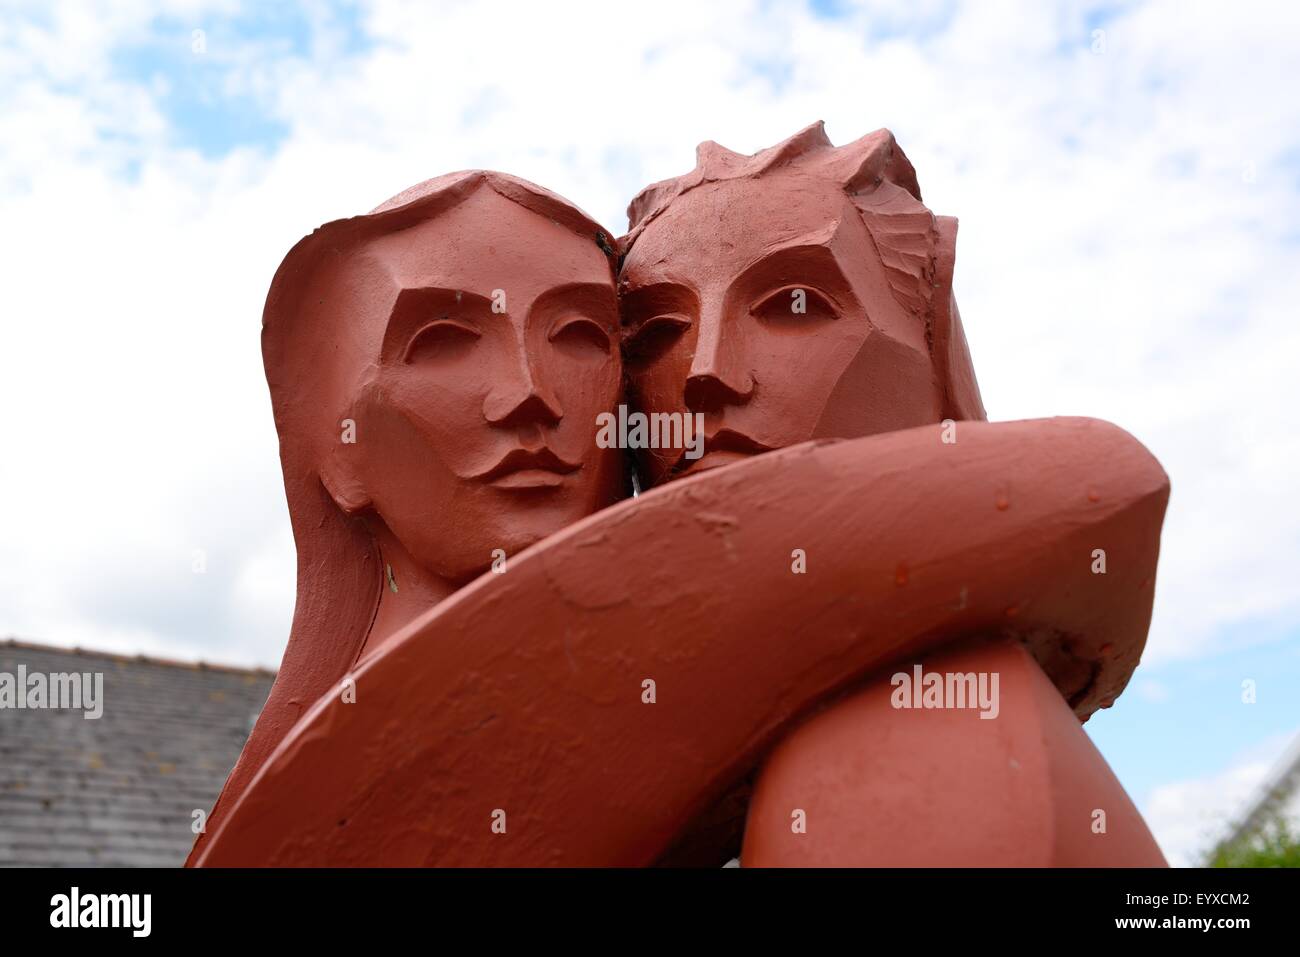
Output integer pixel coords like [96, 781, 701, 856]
[620, 121, 983, 482]
[190, 172, 625, 855]
[190, 126, 1169, 867]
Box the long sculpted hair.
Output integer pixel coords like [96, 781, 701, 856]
[187, 172, 616, 863]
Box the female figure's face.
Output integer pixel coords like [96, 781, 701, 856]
[620, 174, 943, 485]
[332, 185, 623, 583]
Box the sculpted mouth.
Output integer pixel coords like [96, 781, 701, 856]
[672, 428, 772, 478]
[476, 447, 581, 489]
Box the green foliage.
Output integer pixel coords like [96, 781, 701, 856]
[1210, 815, 1300, 868]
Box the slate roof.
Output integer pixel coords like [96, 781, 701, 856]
[0, 638, 274, 867]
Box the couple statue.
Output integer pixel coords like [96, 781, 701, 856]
[189, 123, 1170, 867]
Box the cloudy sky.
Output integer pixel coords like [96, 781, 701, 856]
[1, 0, 1297, 866]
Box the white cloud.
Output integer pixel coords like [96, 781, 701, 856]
[1144, 728, 1300, 866]
[0, 0, 1297, 670]
[1134, 679, 1170, 703]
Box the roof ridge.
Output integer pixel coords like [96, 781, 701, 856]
[1, 637, 277, 678]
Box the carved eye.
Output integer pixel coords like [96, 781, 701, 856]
[404, 318, 480, 364]
[550, 316, 612, 358]
[624, 314, 689, 364]
[750, 286, 838, 325]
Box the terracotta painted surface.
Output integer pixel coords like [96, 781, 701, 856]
[192, 125, 1169, 867]
[193, 417, 1168, 866]
[619, 122, 983, 485]
[612, 122, 1159, 864]
[744, 638, 1168, 866]
[187, 172, 624, 866]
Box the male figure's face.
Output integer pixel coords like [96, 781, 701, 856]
[333, 185, 624, 582]
[620, 173, 943, 485]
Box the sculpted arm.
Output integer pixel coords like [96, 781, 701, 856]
[194, 417, 1167, 866]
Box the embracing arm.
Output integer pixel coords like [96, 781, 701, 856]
[193, 416, 1168, 866]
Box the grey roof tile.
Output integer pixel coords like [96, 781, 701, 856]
[0, 639, 274, 867]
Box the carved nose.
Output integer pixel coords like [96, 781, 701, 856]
[686, 324, 753, 411]
[486, 389, 562, 428]
[685, 370, 751, 411]
[484, 363, 562, 427]
[484, 330, 564, 427]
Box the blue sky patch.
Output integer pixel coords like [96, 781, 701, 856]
[105, 3, 371, 158]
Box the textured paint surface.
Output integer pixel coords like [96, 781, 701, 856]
[619, 122, 984, 485]
[187, 171, 624, 866]
[194, 418, 1168, 866]
[193, 126, 1169, 868]
[744, 638, 1168, 866]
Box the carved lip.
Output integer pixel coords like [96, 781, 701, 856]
[672, 428, 772, 478]
[477, 447, 581, 487]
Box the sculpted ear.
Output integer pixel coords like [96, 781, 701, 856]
[320, 443, 372, 516]
[931, 216, 986, 422]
